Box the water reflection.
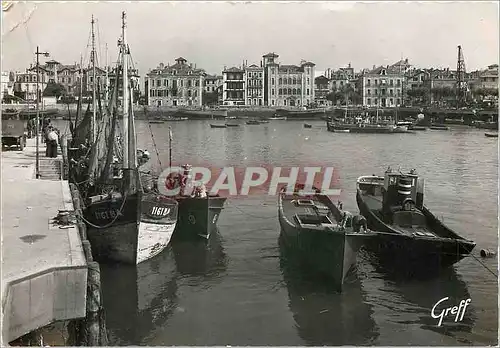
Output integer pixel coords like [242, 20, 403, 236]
[171, 230, 228, 278]
[100, 249, 178, 345]
[278, 236, 379, 346]
[370, 261, 475, 343]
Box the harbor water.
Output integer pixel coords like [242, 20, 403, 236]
[56, 119, 498, 346]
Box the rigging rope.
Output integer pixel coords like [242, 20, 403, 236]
[143, 106, 163, 169]
[469, 252, 498, 279]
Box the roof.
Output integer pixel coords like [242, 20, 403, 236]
[175, 57, 187, 61]
[223, 67, 244, 73]
[278, 64, 303, 73]
[45, 59, 60, 65]
[366, 65, 403, 75]
[301, 61, 315, 66]
[315, 75, 329, 83]
[246, 64, 261, 69]
[262, 52, 279, 58]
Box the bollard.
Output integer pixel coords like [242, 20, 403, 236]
[480, 249, 496, 258]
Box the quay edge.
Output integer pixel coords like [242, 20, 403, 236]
[1, 137, 107, 346]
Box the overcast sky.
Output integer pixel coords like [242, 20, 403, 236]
[2, 1, 498, 77]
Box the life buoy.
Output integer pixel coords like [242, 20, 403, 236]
[165, 172, 179, 190]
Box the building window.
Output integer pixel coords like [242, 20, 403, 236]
[307, 88, 310, 95]
[279, 88, 282, 95]
[390, 89, 393, 96]
[390, 80, 394, 86]
[397, 79, 401, 86]
[288, 88, 292, 94]
[307, 78, 310, 85]
[271, 68, 275, 74]
[367, 79, 371, 86]
[279, 78, 282, 84]
[272, 78, 275, 85]
[163, 79, 166, 86]
[272, 89, 275, 95]
[367, 98, 371, 105]
[368, 89, 371, 95]
[397, 98, 400, 105]
[297, 88, 301, 94]
[390, 98, 393, 105]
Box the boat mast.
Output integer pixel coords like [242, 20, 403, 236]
[121, 11, 129, 170]
[91, 15, 97, 143]
[105, 43, 109, 105]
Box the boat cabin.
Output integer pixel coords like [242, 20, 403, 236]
[381, 169, 426, 227]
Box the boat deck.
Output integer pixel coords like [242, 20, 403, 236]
[281, 194, 339, 230]
[361, 193, 439, 238]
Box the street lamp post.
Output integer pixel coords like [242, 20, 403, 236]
[35, 46, 50, 179]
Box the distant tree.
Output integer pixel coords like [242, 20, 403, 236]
[43, 82, 66, 98]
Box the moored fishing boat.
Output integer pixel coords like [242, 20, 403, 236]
[210, 124, 227, 128]
[274, 107, 326, 120]
[303, 123, 312, 128]
[225, 123, 239, 127]
[246, 119, 261, 125]
[429, 124, 449, 130]
[278, 184, 375, 292]
[73, 13, 179, 264]
[355, 168, 476, 270]
[484, 132, 498, 138]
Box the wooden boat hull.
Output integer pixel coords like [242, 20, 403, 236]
[485, 132, 498, 138]
[210, 124, 227, 128]
[356, 190, 476, 270]
[277, 190, 371, 292]
[275, 109, 325, 120]
[225, 124, 239, 127]
[84, 192, 178, 264]
[326, 122, 395, 133]
[279, 219, 363, 292]
[173, 195, 227, 240]
[303, 123, 312, 128]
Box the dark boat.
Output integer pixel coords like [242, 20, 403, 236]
[275, 108, 326, 120]
[278, 235, 379, 345]
[246, 120, 261, 125]
[327, 121, 396, 133]
[173, 108, 228, 120]
[210, 124, 227, 128]
[74, 14, 179, 264]
[408, 125, 427, 131]
[429, 124, 449, 130]
[278, 184, 375, 292]
[148, 120, 164, 124]
[225, 123, 239, 127]
[303, 123, 312, 128]
[355, 168, 476, 270]
[485, 132, 498, 138]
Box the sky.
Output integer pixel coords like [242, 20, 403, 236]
[2, 1, 499, 78]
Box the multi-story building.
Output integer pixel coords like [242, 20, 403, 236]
[1, 71, 15, 100]
[244, 64, 264, 106]
[314, 75, 331, 106]
[360, 63, 405, 107]
[14, 65, 51, 101]
[222, 67, 245, 106]
[107, 66, 140, 105]
[471, 64, 498, 91]
[327, 64, 355, 91]
[204, 75, 222, 93]
[262, 52, 315, 107]
[146, 57, 205, 107]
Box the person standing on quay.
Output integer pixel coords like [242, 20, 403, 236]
[46, 126, 59, 158]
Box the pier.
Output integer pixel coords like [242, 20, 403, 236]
[1, 137, 88, 345]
